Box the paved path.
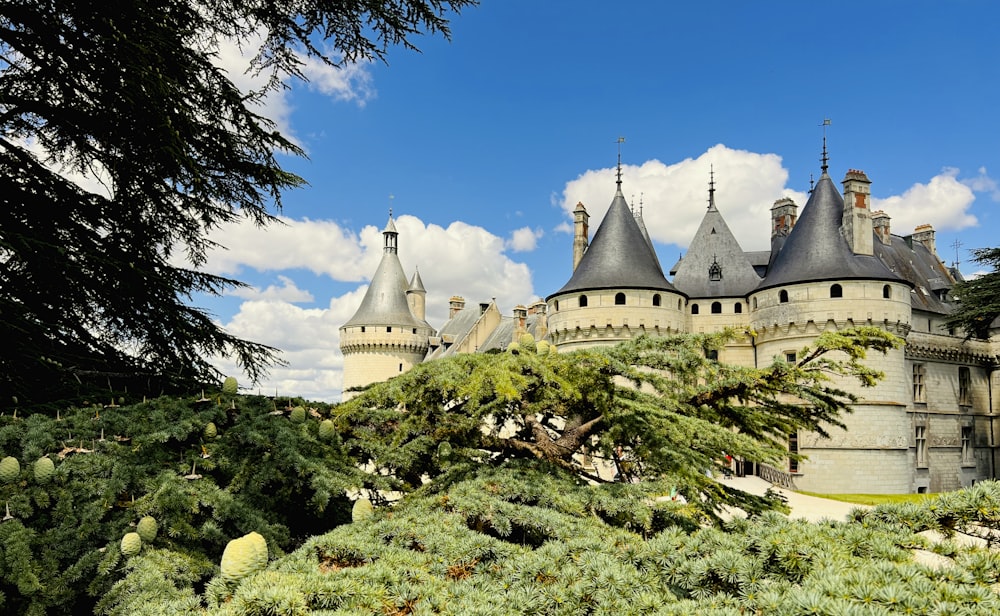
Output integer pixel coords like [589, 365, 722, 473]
[722, 475, 868, 522]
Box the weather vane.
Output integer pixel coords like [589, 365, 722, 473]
[951, 238, 963, 269]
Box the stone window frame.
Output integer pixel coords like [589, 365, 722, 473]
[959, 366, 972, 407]
[912, 363, 926, 404]
[614, 292, 626, 305]
[915, 420, 928, 469]
[711, 301, 722, 314]
[788, 431, 800, 474]
[961, 423, 975, 466]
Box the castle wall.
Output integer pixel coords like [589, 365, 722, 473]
[547, 289, 686, 351]
[339, 325, 431, 400]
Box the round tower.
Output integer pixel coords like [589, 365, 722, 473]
[339, 214, 436, 400]
[547, 158, 685, 351]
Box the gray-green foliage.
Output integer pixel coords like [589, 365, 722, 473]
[104, 469, 1000, 616]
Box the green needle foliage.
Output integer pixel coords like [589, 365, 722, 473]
[945, 246, 1000, 339]
[0, 393, 358, 615]
[337, 328, 902, 519]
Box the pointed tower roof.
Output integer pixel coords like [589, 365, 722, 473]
[633, 194, 662, 271]
[548, 183, 678, 299]
[758, 171, 902, 291]
[343, 214, 428, 328]
[408, 268, 426, 293]
[672, 172, 761, 298]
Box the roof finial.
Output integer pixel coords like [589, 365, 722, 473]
[639, 192, 644, 217]
[616, 136, 625, 188]
[388, 194, 394, 219]
[820, 118, 831, 174]
[708, 165, 716, 210]
[809, 173, 815, 193]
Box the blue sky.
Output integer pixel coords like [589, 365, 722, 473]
[193, 1, 999, 400]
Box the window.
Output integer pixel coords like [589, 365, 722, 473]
[752, 297, 758, 309]
[913, 364, 926, 403]
[399, 363, 403, 372]
[788, 432, 799, 473]
[708, 257, 723, 281]
[691, 303, 699, 315]
[412, 328, 417, 334]
[915, 425, 927, 468]
[706, 349, 719, 361]
[711, 302, 722, 314]
[785, 351, 797, 363]
[653, 294, 661, 307]
[734, 302, 742, 314]
[361, 326, 366, 333]
[677, 298, 682, 310]
[959, 367, 972, 406]
[615, 292, 626, 305]
[554, 300, 559, 311]
[579, 295, 588, 308]
[779, 290, 789, 303]
[386, 326, 392, 333]
[883, 285, 891, 299]
[830, 284, 843, 298]
[962, 425, 973, 464]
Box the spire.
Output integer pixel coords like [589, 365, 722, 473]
[383, 210, 398, 254]
[708, 165, 717, 211]
[820, 118, 831, 175]
[616, 136, 625, 190]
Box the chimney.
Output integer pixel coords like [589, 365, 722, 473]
[770, 197, 798, 240]
[573, 201, 590, 271]
[513, 304, 528, 336]
[912, 224, 937, 256]
[872, 210, 891, 245]
[841, 169, 873, 256]
[448, 296, 465, 318]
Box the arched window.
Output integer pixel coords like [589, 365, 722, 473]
[734, 302, 743, 314]
[691, 304, 700, 315]
[579, 295, 588, 308]
[883, 285, 891, 299]
[615, 292, 626, 305]
[711, 301, 722, 314]
[779, 290, 789, 303]
[652, 294, 661, 307]
[830, 284, 843, 298]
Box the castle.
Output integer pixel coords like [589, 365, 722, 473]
[340, 149, 1000, 494]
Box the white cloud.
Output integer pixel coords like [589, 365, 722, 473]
[229, 275, 315, 303]
[872, 168, 978, 234]
[558, 144, 807, 252]
[961, 167, 1000, 202]
[206, 214, 538, 400]
[211, 34, 375, 143]
[507, 226, 543, 252]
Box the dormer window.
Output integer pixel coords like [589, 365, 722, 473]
[708, 256, 722, 282]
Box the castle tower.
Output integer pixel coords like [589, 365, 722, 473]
[750, 140, 913, 493]
[339, 214, 436, 400]
[547, 151, 686, 351]
[842, 169, 874, 256]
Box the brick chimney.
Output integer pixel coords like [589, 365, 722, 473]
[770, 197, 798, 240]
[872, 210, 891, 245]
[573, 201, 589, 271]
[842, 169, 873, 256]
[448, 296, 465, 318]
[912, 224, 937, 256]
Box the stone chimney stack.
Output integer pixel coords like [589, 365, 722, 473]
[872, 210, 891, 245]
[912, 224, 937, 256]
[572, 201, 590, 271]
[448, 296, 465, 318]
[841, 169, 874, 256]
[770, 197, 798, 240]
[529, 300, 548, 340]
[512, 304, 528, 340]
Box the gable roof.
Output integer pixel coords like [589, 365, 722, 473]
[671, 197, 760, 298]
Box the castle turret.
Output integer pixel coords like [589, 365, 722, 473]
[339, 214, 435, 400]
[842, 169, 874, 256]
[406, 269, 426, 321]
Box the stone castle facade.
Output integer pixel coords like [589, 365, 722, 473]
[340, 154, 1000, 494]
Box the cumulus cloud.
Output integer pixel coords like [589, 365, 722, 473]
[229, 275, 315, 303]
[872, 168, 978, 234]
[206, 214, 539, 400]
[507, 226, 544, 252]
[558, 144, 808, 252]
[961, 167, 1000, 202]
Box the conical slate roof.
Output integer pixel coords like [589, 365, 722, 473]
[758, 172, 902, 291]
[343, 217, 428, 329]
[548, 185, 678, 299]
[408, 269, 426, 293]
[672, 195, 760, 298]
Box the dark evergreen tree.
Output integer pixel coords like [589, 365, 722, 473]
[945, 247, 1000, 339]
[0, 0, 476, 406]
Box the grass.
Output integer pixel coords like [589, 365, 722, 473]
[797, 491, 932, 506]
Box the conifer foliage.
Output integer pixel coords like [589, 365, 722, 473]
[337, 328, 902, 517]
[0, 0, 476, 405]
[945, 246, 1000, 339]
[0, 392, 359, 614]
